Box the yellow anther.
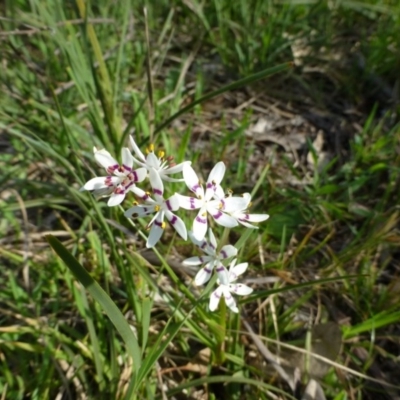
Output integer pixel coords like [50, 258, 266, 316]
[158, 150, 165, 159]
[146, 144, 155, 154]
[155, 205, 160, 212]
[161, 222, 166, 229]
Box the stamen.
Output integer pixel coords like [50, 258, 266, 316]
[146, 144, 155, 154]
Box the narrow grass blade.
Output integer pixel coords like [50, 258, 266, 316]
[154, 62, 293, 134]
[46, 235, 142, 373]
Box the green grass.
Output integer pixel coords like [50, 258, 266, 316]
[1, 0, 400, 399]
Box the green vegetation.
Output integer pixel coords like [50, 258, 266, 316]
[1, 0, 399, 398]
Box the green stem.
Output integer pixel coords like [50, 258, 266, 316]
[214, 227, 230, 364]
[215, 297, 226, 365]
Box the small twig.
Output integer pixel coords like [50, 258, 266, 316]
[242, 317, 298, 393]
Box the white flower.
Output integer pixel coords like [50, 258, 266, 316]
[129, 136, 190, 182]
[178, 162, 247, 241]
[209, 258, 253, 313]
[124, 168, 187, 248]
[81, 147, 147, 207]
[183, 229, 237, 285]
[227, 193, 270, 228]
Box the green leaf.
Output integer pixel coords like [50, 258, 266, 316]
[46, 235, 142, 376]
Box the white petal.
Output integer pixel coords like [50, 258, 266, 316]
[209, 209, 238, 228]
[94, 149, 118, 170]
[146, 152, 161, 169]
[124, 205, 155, 218]
[215, 264, 229, 285]
[83, 177, 111, 190]
[222, 196, 249, 213]
[238, 220, 258, 229]
[183, 165, 203, 197]
[230, 283, 253, 296]
[214, 184, 225, 200]
[166, 211, 187, 240]
[129, 136, 146, 161]
[176, 194, 202, 210]
[195, 266, 213, 285]
[208, 229, 217, 249]
[121, 147, 134, 170]
[229, 261, 248, 281]
[192, 210, 208, 241]
[242, 213, 270, 223]
[188, 231, 207, 248]
[107, 193, 125, 207]
[182, 256, 203, 266]
[146, 221, 164, 248]
[241, 193, 252, 204]
[207, 162, 225, 185]
[128, 186, 148, 200]
[165, 194, 180, 212]
[157, 175, 185, 183]
[149, 168, 164, 196]
[162, 161, 191, 174]
[133, 167, 148, 183]
[92, 187, 113, 197]
[209, 286, 223, 311]
[222, 286, 238, 313]
[219, 245, 238, 260]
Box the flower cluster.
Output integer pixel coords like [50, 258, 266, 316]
[81, 136, 269, 313]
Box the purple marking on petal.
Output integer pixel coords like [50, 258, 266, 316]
[169, 215, 177, 225]
[219, 199, 226, 210]
[213, 291, 221, 299]
[114, 187, 126, 195]
[240, 213, 250, 221]
[220, 249, 227, 258]
[105, 177, 114, 187]
[154, 220, 164, 228]
[192, 183, 201, 192]
[153, 188, 162, 196]
[141, 193, 150, 200]
[165, 199, 173, 211]
[132, 170, 138, 181]
[125, 181, 135, 190]
[189, 197, 197, 209]
[204, 266, 212, 274]
[212, 210, 223, 219]
[122, 164, 132, 172]
[195, 215, 207, 224]
[216, 265, 225, 273]
[200, 242, 207, 250]
[107, 164, 119, 174]
[199, 256, 205, 263]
